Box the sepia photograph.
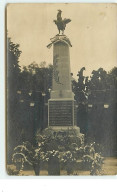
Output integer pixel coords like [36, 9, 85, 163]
[6, 3, 117, 176]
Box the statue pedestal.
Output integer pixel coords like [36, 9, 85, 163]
[47, 35, 83, 140]
[43, 126, 84, 147]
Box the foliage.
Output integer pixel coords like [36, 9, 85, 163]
[12, 132, 105, 176]
[81, 143, 104, 174]
[61, 151, 75, 164]
[82, 155, 94, 170]
[61, 151, 76, 175]
[7, 38, 53, 163]
[7, 37, 22, 163]
[12, 141, 44, 175]
[44, 150, 59, 160]
[7, 37, 21, 116]
[74, 147, 84, 159]
[36, 133, 104, 175]
[12, 139, 61, 175]
[90, 153, 104, 175]
[7, 166, 19, 176]
[72, 67, 117, 156]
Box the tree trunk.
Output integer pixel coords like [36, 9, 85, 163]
[33, 163, 40, 175]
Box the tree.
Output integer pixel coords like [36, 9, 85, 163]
[7, 42, 53, 163]
[87, 68, 117, 156]
[12, 141, 43, 175]
[18, 62, 53, 132]
[7, 37, 22, 163]
[72, 67, 88, 134]
[72, 67, 86, 104]
[72, 67, 117, 156]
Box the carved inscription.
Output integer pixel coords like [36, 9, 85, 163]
[49, 101, 73, 126]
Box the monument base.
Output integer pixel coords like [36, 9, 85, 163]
[47, 98, 84, 145]
[43, 126, 84, 146]
[48, 125, 80, 132]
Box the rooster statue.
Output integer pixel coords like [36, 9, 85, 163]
[54, 10, 71, 34]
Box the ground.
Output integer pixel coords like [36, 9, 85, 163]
[7, 157, 117, 176]
[102, 157, 117, 175]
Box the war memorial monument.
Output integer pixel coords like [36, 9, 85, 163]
[47, 10, 83, 142]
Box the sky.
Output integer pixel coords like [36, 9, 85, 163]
[7, 3, 117, 78]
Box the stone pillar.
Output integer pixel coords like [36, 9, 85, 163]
[47, 35, 79, 132]
[51, 40, 74, 99]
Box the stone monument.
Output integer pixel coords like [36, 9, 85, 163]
[47, 10, 83, 139]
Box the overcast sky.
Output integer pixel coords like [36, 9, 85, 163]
[7, 3, 117, 78]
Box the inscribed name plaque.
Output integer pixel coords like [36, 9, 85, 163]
[49, 101, 72, 126]
[48, 100, 77, 126]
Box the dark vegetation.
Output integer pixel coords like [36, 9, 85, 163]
[7, 37, 117, 165]
[10, 133, 104, 176]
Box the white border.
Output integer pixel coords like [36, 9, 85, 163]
[0, 0, 117, 194]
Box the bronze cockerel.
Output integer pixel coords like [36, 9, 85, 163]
[54, 10, 71, 34]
